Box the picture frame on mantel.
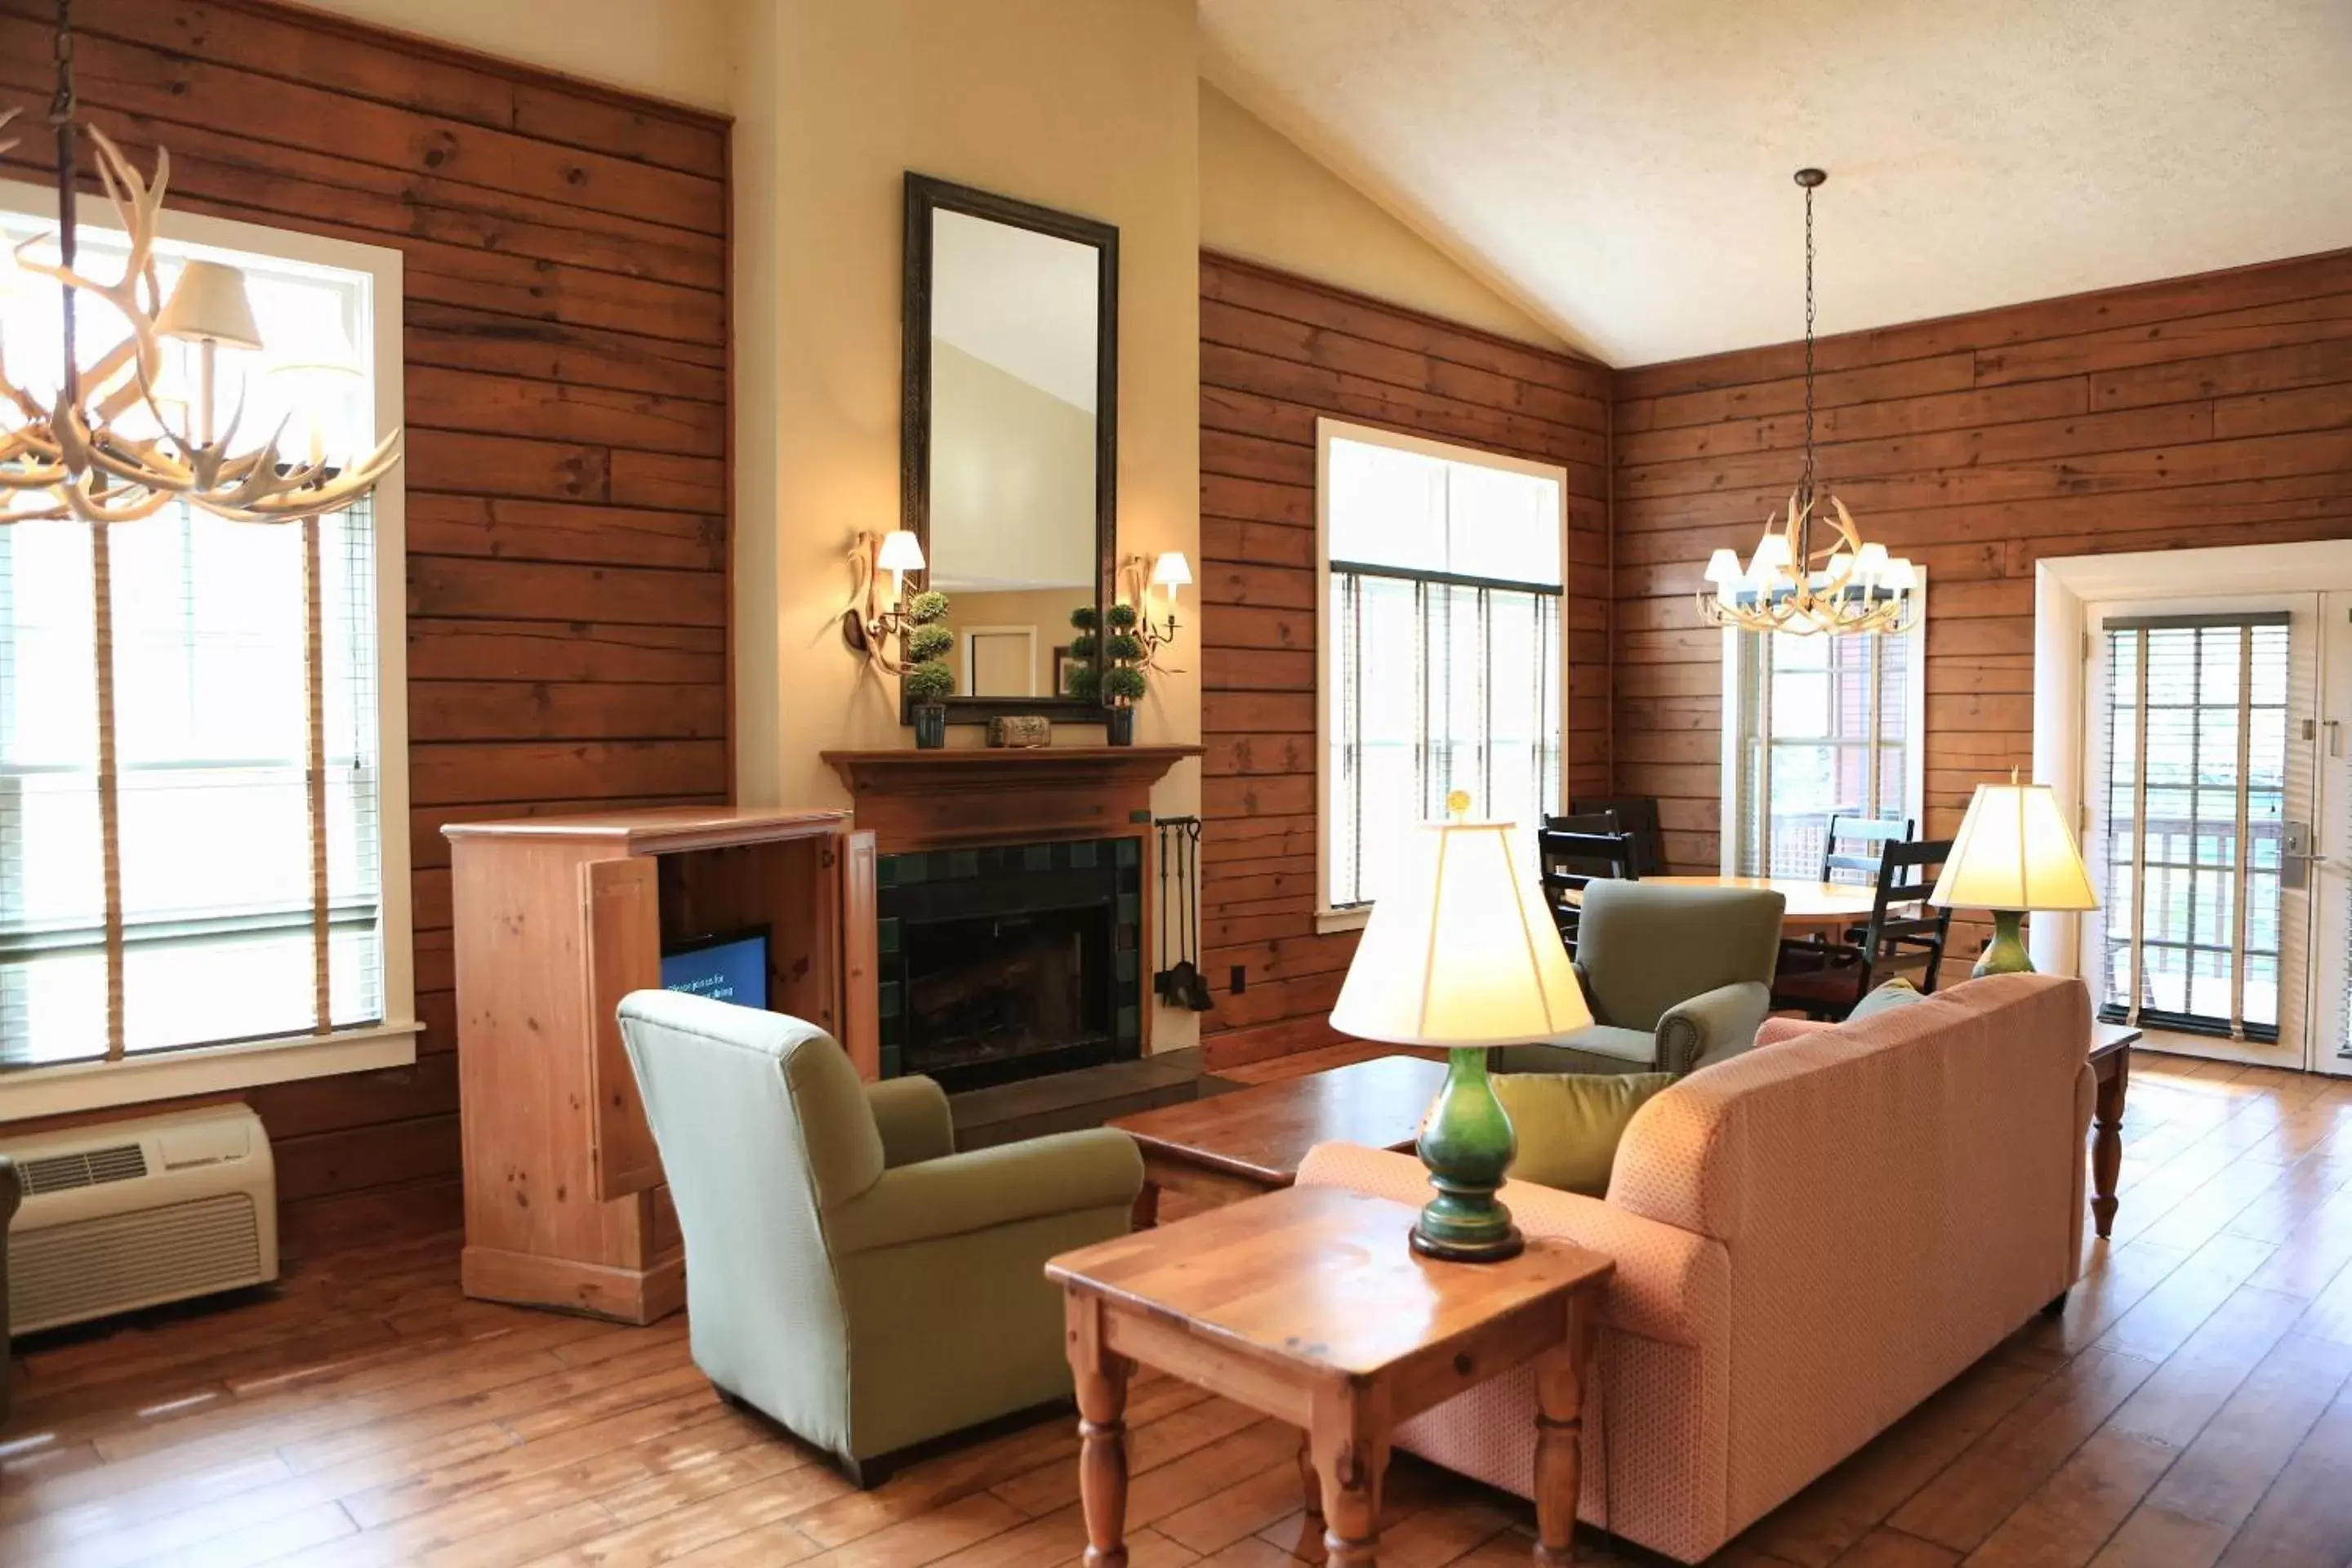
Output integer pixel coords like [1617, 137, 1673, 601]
[900, 172, 1120, 726]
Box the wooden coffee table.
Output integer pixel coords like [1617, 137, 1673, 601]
[1110, 1054, 1450, 1227]
[1048, 1184, 1615, 1567]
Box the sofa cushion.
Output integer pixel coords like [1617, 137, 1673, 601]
[1493, 1071, 1677, 1195]
[1850, 977, 1927, 1018]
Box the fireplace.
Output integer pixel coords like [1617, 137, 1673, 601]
[875, 837, 1143, 1092]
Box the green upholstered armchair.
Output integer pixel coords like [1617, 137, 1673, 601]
[615, 991, 1142, 1485]
[0, 1156, 16, 1425]
[1494, 881, 1786, 1077]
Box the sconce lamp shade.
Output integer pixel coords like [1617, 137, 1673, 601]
[1331, 819, 1592, 1047]
[1930, 781, 2099, 914]
[875, 529, 927, 576]
[158, 261, 263, 350]
[1150, 551, 1192, 590]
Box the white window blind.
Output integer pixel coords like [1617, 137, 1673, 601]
[1321, 425, 1564, 911]
[2089, 615, 2288, 1040]
[0, 229, 384, 1071]
[1726, 601, 1923, 879]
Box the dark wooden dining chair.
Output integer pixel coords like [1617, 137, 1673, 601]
[1771, 838, 1955, 1020]
[1819, 811, 1916, 884]
[1568, 795, 1664, 877]
[1538, 821, 1638, 957]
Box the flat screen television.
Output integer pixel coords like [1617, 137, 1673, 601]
[660, 928, 769, 1011]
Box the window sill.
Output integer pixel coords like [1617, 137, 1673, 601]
[1316, 906, 1371, 935]
[0, 1021, 421, 1121]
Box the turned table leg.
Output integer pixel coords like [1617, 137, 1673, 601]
[1311, 1385, 1391, 1568]
[1066, 1294, 1132, 1568]
[2092, 1049, 2129, 1240]
[1532, 1295, 1600, 1566]
[1298, 1432, 1321, 1517]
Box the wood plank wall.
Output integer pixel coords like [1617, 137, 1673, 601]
[0, 0, 730, 1246]
[1613, 247, 2352, 962]
[1195, 253, 1612, 1067]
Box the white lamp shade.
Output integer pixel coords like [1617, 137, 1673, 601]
[1854, 541, 1889, 581]
[1749, 534, 1793, 575]
[1882, 558, 1918, 592]
[1150, 551, 1192, 590]
[876, 530, 926, 575]
[1930, 782, 2100, 913]
[158, 261, 264, 350]
[1330, 820, 1592, 1047]
[1702, 547, 1742, 586]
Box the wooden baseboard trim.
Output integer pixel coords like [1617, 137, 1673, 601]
[461, 1243, 684, 1325]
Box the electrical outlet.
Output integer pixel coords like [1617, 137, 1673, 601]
[1229, 965, 1246, 994]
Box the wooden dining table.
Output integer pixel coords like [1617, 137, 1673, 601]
[1642, 873, 1898, 938]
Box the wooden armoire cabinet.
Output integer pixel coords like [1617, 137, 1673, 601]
[445, 806, 878, 1323]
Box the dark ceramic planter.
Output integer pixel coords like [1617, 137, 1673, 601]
[1105, 706, 1135, 746]
[912, 704, 947, 749]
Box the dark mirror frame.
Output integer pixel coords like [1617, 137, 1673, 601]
[901, 172, 1120, 724]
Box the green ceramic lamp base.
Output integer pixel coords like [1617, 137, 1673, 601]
[1973, 909, 2036, 977]
[1411, 1045, 1524, 1263]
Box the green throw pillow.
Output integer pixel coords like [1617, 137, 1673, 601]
[1492, 1071, 1677, 1196]
[1849, 977, 1927, 1019]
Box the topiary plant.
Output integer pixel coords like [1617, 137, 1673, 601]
[908, 590, 950, 625]
[903, 658, 955, 705]
[906, 622, 954, 662]
[1102, 665, 1147, 703]
[1105, 602, 1139, 631]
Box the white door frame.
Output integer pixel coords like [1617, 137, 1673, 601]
[2034, 542, 2352, 1050]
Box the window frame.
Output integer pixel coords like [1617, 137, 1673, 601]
[0, 176, 413, 1119]
[1313, 417, 1571, 933]
[1717, 572, 1928, 879]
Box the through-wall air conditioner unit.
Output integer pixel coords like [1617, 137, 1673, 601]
[4, 1105, 278, 1334]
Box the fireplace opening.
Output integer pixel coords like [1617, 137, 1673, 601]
[903, 906, 1112, 1090]
[875, 837, 1145, 1093]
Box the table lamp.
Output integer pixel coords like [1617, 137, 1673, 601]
[1929, 773, 2099, 976]
[1330, 795, 1592, 1261]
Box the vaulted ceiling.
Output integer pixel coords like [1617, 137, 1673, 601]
[1199, 0, 2352, 366]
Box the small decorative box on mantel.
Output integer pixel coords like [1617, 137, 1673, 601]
[989, 715, 1051, 749]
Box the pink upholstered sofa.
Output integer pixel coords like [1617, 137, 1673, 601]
[1298, 972, 2094, 1564]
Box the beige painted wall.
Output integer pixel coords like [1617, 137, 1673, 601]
[730, 0, 1203, 1048]
[1198, 82, 1566, 350]
[282, 0, 733, 110]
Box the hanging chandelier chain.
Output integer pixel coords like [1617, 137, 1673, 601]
[51, 0, 78, 396]
[1802, 176, 1815, 506]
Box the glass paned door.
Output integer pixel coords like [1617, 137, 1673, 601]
[2083, 597, 2319, 1058]
[2311, 592, 2352, 1075]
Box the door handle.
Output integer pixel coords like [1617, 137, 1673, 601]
[2283, 821, 2316, 889]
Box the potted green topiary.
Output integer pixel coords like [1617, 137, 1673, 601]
[902, 592, 955, 747]
[1101, 602, 1148, 746]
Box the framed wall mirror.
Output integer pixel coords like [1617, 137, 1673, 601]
[902, 172, 1118, 722]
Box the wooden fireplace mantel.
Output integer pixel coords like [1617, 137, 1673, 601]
[822, 745, 1202, 852]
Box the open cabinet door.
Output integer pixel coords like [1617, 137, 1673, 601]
[582, 856, 664, 1199]
[840, 829, 880, 1080]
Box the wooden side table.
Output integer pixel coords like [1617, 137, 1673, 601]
[1045, 1185, 1615, 1567]
[2089, 1022, 2138, 1239]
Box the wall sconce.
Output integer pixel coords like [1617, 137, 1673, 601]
[841, 528, 929, 672]
[1117, 550, 1191, 671]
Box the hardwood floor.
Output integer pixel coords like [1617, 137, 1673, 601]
[4, 1045, 2351, 1567]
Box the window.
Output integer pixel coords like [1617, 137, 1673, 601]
[1318, 420, 1566, 920]
[2089, 615, 2290, 1040]
[1722, 587, 1927, 879]
[0, 185, 411, 1111]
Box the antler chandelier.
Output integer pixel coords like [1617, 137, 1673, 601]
[0, 0, 399, 527]
[1697, 168, 1915, 637]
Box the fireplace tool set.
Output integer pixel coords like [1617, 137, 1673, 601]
[1153, 817, 1214, 1011]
